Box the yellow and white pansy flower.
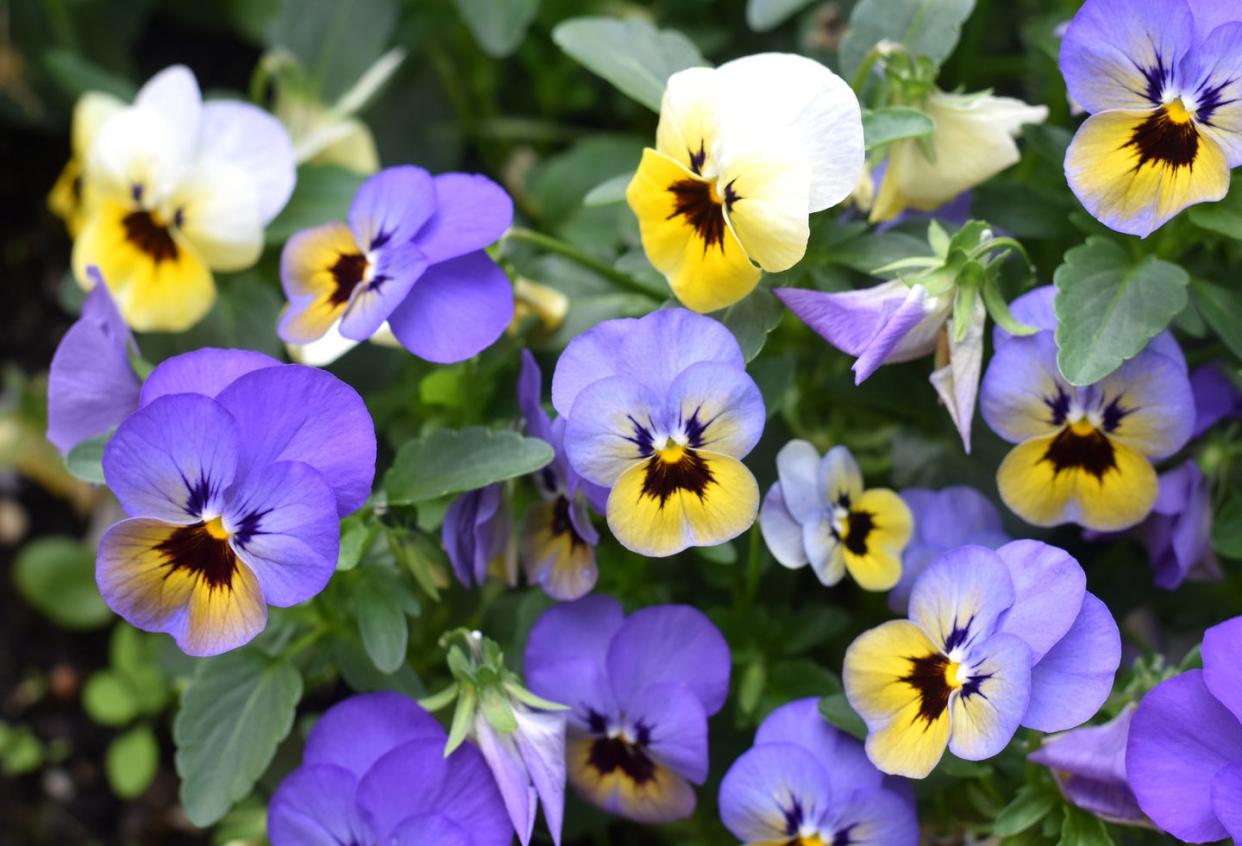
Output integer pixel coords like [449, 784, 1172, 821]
[48, 91, 124, 236]
[870, 89, 1048, 223]
[626, 53, 864, 313]
[71, 66, 295, 332]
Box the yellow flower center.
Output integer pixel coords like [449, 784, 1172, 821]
[1068, 419, 1097, 436]
[1164, 98, 1194, 124]
[204, 516, 230, 540]
[798, 837, 827, 846]
[657, 442, 688, 464]
[707, 180, 724, 206]
[944, 660, 966, 689]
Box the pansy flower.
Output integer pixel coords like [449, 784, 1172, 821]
[517, 350, 606, 601]
[626, 53, 864, 313]
[278, 164, 515, 364]
[443, 484, 516, 589]
[980, 289, 1193, 532]
[46, 270, 141, 457]
[718, 698, 918, 846]
[1060, 0, 1242, 236]
[96, 348, 376, 655]
[870, 89, 1047, 223]
[555, 309, 764, 557]
[48, 92, 123, 237]
[268, 692, 510, 845]
[72, 66, 295, 331]
[523, 595, 730, 823]
[1190, 362, 1242, 438]
[1139, 460, 1220, 590]
[1030, 706, 1146, 826]
[759, 440, 912, 591]
[889, 486, 1009, 613]
[844, 541, 1120, 778]
[1127, 615, 1242, 842]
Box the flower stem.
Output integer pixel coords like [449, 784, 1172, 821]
[503, 227, 662, 302]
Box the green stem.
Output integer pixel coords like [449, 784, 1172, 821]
[850, 44, 887, 94]
[744, 526, 764, 604]
[503, 227, 661, 302]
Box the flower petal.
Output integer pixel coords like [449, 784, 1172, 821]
[140, 347, 280, 407]
[348, 165, 436, 250]
[215, 365, 376, 517]
[196, 100, 295, 223]
[948, 632, 1032, 761]
[473, 718, 536, 845]
[303, 692, 444, 779]
[655, 66, 721, 172]
[930, 296, 985, 451]
[842, 488, 912, 592]
[995, 540, 1086, 662]
[1212, 760, 1242, 843]
[566, 733, 697, 823]
[171, 158, 264, 271]
[132, 65, 201, 166]
[551, 317, 635, 416]
[718, 135, 811, 272]
[820, 445, 865, 510]
[908, 545, 1015, 654]
[759, 483, 808, 569]
[774, 439, 825, 523]
[606, 604, 731, 715]
[979, 332, 1070, 444]
[520, 498, 598, 601]
[666, 361, 765, 458]
[803, 515, 847, 586]
[415, 172, 514, 264]
[622, 308, 746, 397]
[1022, 592, 1120, 732]
[718, 743, 834, 842]
[1096, 346, 1195, 460]
[267, 764, 369, 846]
[1203, 615, 1242, 725]
[102, 393, 239, 522]
[621, 682, 710, 783]
[223, 460, 340, 607]
[338, 242, 428, 342]
[1184, 21, 1242, 167]
[513, 708, 567, 846]
[386, 250, 513, 363]
[1127, 669, 1242, 842]
[277, 222, 363, 343]
[563, 375, 663, 487]
[754, 697, 885, 794]
[1028, 706, 1144, 825]
[525, 596, 624, 728]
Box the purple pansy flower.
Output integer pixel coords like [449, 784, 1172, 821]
[1141, 460, 1220, 590]
[96, 348, 376, 655]
[268, 692, 510, 845]
[517, 349, 606, 601]
[523, 595, 730, 823]
[889, 486, 1009, 613]
[718, 697, 918, 845]
[845, 541, 1121, 778]
[473, 696, 567, 846]
[981, 285, 1193, 532]
[553, 309, 764, 557]
[1128, 615, 1242, 842]
[443, 484, 515, 589]
[1060, 0, 1242, 236]
[1029, 706, 1146, 826]
[1191, 362, 1242, 438]
[279, 165, 515, 364]
[47, 269, 141, 456]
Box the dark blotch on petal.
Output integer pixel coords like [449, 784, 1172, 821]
[328, 251, 369, 306]
[1041, 426, 1117, 479]
[154, 522, 237, 591]
[665, 178, 741, 255]
[549, 495, 587, 550]
[586, 735, 657, 785]
[842, 510, 874, 556]
[640, 449, 715, 507]
[900, 653, 953, 726]
[122, 210, 179, 264]
[1126, 106, 1199, 172]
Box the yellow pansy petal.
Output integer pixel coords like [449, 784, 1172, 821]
[1065, 107, 1229, 238]
[568, 734, 696, 824]
[48, 158, 86, 236]
[72, 91, 125, 160]
[626, 148, 760, 314]
[839, 488, 912, 591]
[865, 697, 952, 779]
[718, 135, 811, 272]
[181, 560, 266, 657]
[606, 449, 759, 557]
[655, 67, 721, 173]
[521, 499, 598, 601]
[997, 430, 1158, 531]
[73, 198, 216, 332]
[278, 222, 362, 343]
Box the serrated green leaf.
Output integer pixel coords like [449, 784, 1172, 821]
[818, 694, 867, 740]
[1053, 237, 1188, 385]
[452, 0, 539, 57]
[15, 537, 112, 630]
[552, 17, 707, 112]
[746, 0, 816, 30]
[863, 107, 935, 150]
[106, 724, 159, 799]
[65, 432, 109, 484]
[384, 427, 554, 505]
[1191, 278, 1242, 361]
[839, 0, 977, 79]
[174, 651, 302, 826]
[994, 785, 1058, 836]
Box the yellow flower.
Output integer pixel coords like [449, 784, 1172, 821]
[48, 92, 123, 237]
[626, 53, 864, 313]
[870, 89, 1048, 223]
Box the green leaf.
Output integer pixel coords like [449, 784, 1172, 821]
[42, 49, 137, 101]
[1058, 805, 1115, 846]
[65, 431, 109, 484]
[110, 625, 172, 715]
[839, 0, 977, 79]
[14, 537, 112, 630]
[1053, 237, 1189, 385]
[336, 515, 372, 571]
[352, 568, 410, 673]
[863, 107, 935, 150]
[0, 723, 44, 776]
[715, 286, 785, 362]
[106, 724, 159, 799]
[266, 0, 397, 100]
[83, 671, 140, 727]
[330, 633, 425, 699]
[994, 785, 1058, 837]
[1191, 278, 1242, 361]
[818, 694, 868, 740]
[265, 165, 367, 245]
[1212, 496, 1242, 559]
[583, 172, 634, 207]
[384, 427, 554, 505]
[1188, 183, 1242, 238]
[174, 651, 303, 827]
[452, 0, 540, 57]
[746, 0, 817, 30]
[552, 17, 707, 112]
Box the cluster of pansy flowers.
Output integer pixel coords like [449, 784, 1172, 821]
[38, 0, 1242, 842]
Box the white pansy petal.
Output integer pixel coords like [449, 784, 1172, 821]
[820, 445, 863, 508]
[775, 439, 823, 523]
[197, 101, 297, 223]
[286, 319, 363, 367]
[930, 297, 985, 453]
[715, 52, 864, 211]
[655, 67, 721, 173]
[172, 159, 263, 271]
[133, 65, 202, 167]
[88, 106, 186, 202]
[804, 516, 846, 585]
[72, 92, 124, 159]
[759, 484, 807, 569]
[718, 132, 811, 272]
